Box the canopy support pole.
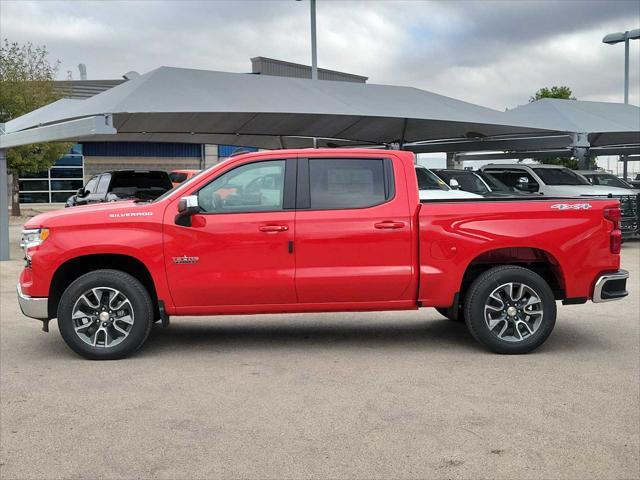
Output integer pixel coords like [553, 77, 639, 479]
[0, 146, 9, 261]
[572, 133, 591, 170]
[447, 152, 463, 169]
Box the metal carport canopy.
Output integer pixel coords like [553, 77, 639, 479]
[0, 66, 563, 260]
[501, 99, 640, 147]
[1, 66, 562, 149]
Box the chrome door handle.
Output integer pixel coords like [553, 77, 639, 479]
[259, 225, 289, 232]
[374, 221, 405, 229]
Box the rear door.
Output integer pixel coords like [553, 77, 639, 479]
[294, 155, 414, 304]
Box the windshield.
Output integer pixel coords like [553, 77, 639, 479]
[532, 167, 590, 186]
[588, 173, 633, 189]
[435, 170, 490, 194]
[415, 168, 448, 191]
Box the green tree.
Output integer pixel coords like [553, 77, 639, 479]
[0, 39, 71, 216]
[528, 86, 593, 169]
[529, 86, 576, 102]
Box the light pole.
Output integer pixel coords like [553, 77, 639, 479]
[297, 0, 318, 80]
[603, 28, 639, 179]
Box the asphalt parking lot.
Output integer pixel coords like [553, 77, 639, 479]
[1, 215, 639, 479]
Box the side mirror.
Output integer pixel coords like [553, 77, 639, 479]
[175, 195, 200, 227]
[449, 178, 460, 190]
[77, 187, 87, 197]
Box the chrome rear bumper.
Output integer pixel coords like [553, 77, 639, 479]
[593, 270, 629, 303]
[17, 284, 48, 320]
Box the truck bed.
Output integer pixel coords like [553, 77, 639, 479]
[417, 196, 621, 307]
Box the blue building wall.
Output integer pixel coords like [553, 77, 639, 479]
[217, 145, 259, 158]
[82, 142, 201, 158]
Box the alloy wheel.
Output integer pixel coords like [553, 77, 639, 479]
[483, 282, 544, 342]
[71, 287, 135, 348]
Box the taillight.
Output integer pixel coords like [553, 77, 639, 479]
[604, 206, 622, 254]
[610, 230, 622, 254]
[604, 206, 621, 228]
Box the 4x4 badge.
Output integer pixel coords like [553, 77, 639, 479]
[172, 256, 199, 264]
[550, 203, 592, 210]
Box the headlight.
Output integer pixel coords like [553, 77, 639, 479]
[20, 228, 50, 252]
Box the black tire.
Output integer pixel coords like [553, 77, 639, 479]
[435, 306, 464, 322]
[463, 265, 556, 354]
[57, 269, 153, 360]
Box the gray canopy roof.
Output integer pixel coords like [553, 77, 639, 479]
[502, 98, 640, 147]
[406, 98, 640, 154]
[0, 66, 559, 149]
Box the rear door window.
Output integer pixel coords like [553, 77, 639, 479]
[307, 159, 390, 209]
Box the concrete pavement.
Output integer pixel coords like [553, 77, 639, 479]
[1, 221, 638, 479]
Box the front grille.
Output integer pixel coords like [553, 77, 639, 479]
[614, 193, 640, 235]
[581, 193, 640, 235]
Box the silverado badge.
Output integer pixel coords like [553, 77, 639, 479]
[172, 255, 199, 264]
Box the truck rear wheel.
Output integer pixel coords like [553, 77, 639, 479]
[57, 270, 153, 360]
[463, 265, 556, 354]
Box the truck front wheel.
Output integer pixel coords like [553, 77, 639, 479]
[463, 265, 556, 354]
[57, 270, 153, 360]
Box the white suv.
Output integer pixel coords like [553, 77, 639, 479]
[480, 164, 632, 197]
[480, 164, 639, 237]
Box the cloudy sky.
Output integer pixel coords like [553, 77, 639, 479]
[1, 0, 638, 110]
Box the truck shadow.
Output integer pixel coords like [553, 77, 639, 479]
[140, 317, 610, 356]
[143, 318, 479, 353]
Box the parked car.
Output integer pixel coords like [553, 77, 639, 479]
[431, 169, 491, 195]
[18, 149, 628, 359]
[475, 171, 530, 196]
[481, 164, 639, 237]
[169, 169, 200, 188]
[66, 170, 173, 207]
[415, 166, 481, 199]
[625, 173, 640, 189]
[432, 169, 524, 197]
[576, 170, 638, 191]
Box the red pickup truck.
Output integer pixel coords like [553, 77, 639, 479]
[17, 149, 629, 359]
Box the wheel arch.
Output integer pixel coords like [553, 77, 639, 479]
[48, 254, 159, 320]
[459, 247, 566, 302]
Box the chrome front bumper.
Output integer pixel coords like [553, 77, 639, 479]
[16, 284, 48, 320]
[593, 270, 629, 303]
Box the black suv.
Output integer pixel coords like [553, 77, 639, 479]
[66, 170, 173, 207]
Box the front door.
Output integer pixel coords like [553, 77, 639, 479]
[164, 159, 296, 309]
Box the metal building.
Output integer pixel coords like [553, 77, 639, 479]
[251, 56, 367, 83]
